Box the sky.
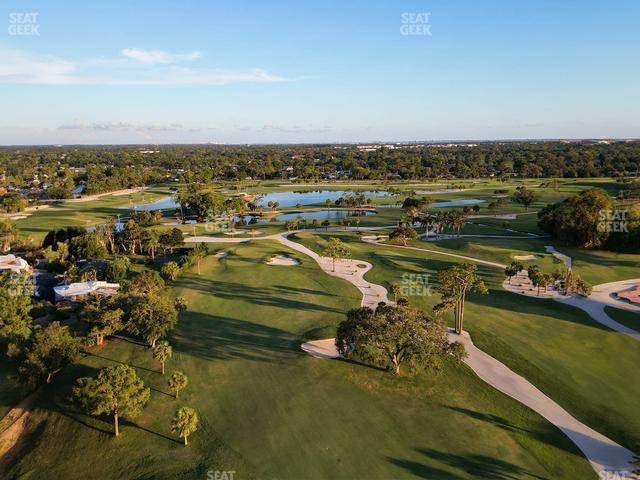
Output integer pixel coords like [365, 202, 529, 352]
[0, 0, 639, 145]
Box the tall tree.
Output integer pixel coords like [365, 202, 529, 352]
[128, 294, 178, 347]
[505, 261, 523, 284]
[512, 186, 537, 210]
[434, 264, 487, 335]
[336, 304, 464, 375]
[20, 322, 81, 384]
[168, 371, 188, 399]
[171, 407, 199, 446]
[389, 223, 418, 246]
[0, 271, 34, 354]
[153, 340, 172, 375]
[120, 220, 143, 255]
[322, 237, 351, 272]
[161, 262, 181, 281]
[85, 297, 124, 346]
[191, 243, 209, 275]
[74, 364, 150, 436]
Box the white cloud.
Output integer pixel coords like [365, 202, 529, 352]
[0, 47, 292, 86]
[121, 48, 201, 65]
[58, 121, 217, 132]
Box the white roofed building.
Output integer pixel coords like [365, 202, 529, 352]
[0, 254, 32, 274]
[53, 281, 120, 302]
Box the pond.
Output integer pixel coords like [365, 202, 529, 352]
[256, 190, 390, 208]
[121, 196, 179, 211]
[431, 199, 485, 208]
[379, 199, 485, 208]
[120, 190, 389, 211]
[124, 190, 391, 211]
[234, 209, 376, 224]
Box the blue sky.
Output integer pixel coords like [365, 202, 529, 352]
[0, 0, 638, 144]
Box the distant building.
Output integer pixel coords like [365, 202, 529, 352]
[53, 281, 120, 302]
[0, 254, 32, 274]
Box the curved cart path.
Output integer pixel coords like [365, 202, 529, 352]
[186, 231, 635, 477]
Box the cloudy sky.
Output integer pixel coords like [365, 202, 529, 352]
[1, 0, 639, 144]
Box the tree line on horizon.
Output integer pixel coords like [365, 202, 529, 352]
[0, 142, 639, 193]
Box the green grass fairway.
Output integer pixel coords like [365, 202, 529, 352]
[3, 241, 593, 479]
[13, 185, 174, 242]
[292, 232, 640, 454]
[604, 306, 640, 332]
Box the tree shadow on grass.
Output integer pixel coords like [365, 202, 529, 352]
[179, 277, 344, 314]
[388, 447, 550, 480]
[149, 386, 174, 398]
[443, 406, 586, 459]
[84, 351, 156, 374]
[172, 311, 303, 363]
[121, 418, 182, 445]
[475, 287, 612, 333]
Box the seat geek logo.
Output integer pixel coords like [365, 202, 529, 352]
[8, 12, 40, 36]
[400, 12, 432, 36]
[597, 209, 628, 233]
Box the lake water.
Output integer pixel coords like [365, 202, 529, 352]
[257, 190, 389, 208]
[123, 196, 180, 211]
[235, 209, 376, 223]
[379, 199, 485, 208]
[124, 190, 390, 211]
[431, 199, 485, 208]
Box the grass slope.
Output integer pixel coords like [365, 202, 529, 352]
[293, 232, 640, 454]
[3, 242, 592, 479]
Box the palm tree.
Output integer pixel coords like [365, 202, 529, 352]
[168, 371, 188, 399]
[419, 209, 432, 239]
[145, 231, 160, 260]
[406, 207, 419, 226]
[390, 284, 401, 302]
[192, 243, 208, 275]
[434, 264, 487, 335]
[171, 407, 199, 446]
[161, 261, 180, 281]
[153, 340, 172, 375]
[434, 211, 447, 239]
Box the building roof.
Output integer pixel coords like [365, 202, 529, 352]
[0, 254, 31, 272]
[53, 281, 120, 298]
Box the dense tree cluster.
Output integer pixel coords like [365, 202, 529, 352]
[1, 141, 639, 185]
[538, 188, 640, 252]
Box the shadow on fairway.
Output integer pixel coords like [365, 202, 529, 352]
[172, 311, 303, 363]
[180, 277, 344, 314]
[388, 447, 550, 480]
[444, 406, 587, 459]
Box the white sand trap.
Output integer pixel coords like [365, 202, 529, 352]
[224, 231, 240, 236]
[267, 255, 300, 266]
[10, 215, 28, 220]
[214, 252, 228, 258]
[514, 255, 542, 260]
[301, 339, 341, 359]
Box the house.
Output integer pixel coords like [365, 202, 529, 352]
[53, 281, 120, 302]
[0, 254, 32, 273]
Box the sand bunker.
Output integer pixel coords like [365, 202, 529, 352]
[301, 339, 341, 359]
[514, 255, 542, 260]
[214, 252, 228, 258]
[267, 255, 300, 266]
